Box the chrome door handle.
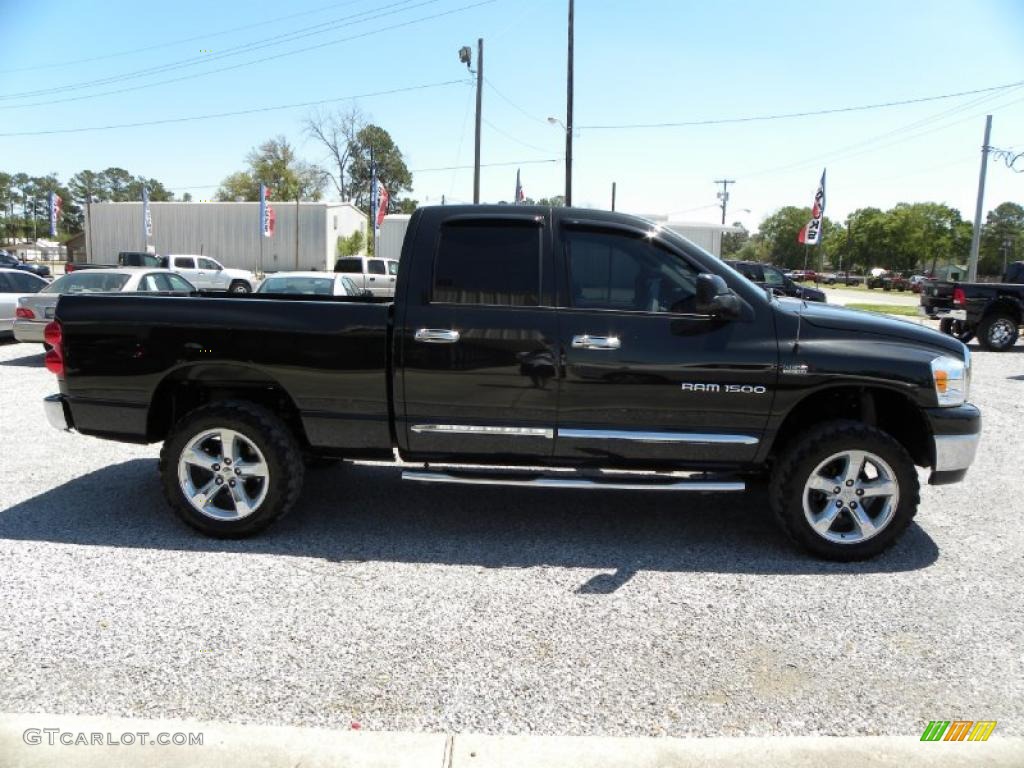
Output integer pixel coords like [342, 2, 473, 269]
[415, 328, 461, 344]
[572, 334, 620, 350]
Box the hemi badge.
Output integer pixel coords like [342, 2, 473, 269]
[781, 363, 809, 375]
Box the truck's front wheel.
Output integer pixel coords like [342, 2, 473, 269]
[770, 420, 919, 561]
[160, 400, 304, 537]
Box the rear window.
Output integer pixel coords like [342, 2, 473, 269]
[334, 258, 363, 274]
[433, 221, 541, 306]
[258, 276, 334, 295]
[44, 272, 131, 294]
[4, 272, 45, 293]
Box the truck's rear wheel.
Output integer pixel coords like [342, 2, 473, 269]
[770, 420, 919, 561]
[160, 400, 304, 537]
[977, 313, 1018, 351]
[229, 280, 251, 294]
[938, 318, 974, 343]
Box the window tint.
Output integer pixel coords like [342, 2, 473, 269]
[732, 263, 762, 282]
[762, 266, 786, 286]
[258, 276, 334, 295]
[433, 221, 541, 306]
[387, 260, 399, 275]
[175, 257, 196, 269]
[0, 254, 17, 266]
[335, 258, 363, 274]
[139, 274, 163, 292]
[7, 272, 44, 293]
[565, 228, 699, 313]
[44, 272, 131, 294]
[367, 259, 386, 275]
[198, 258, 219, 270]
[167, 274, 194, 292]
[0, 274, 11, 292]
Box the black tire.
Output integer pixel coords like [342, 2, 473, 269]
[769, 420, 920, 561]
[229, 280, 251, 294]
[939, 318, 974, 343]
[977, 313, 1018, 352]
[160, 400, 304, 537]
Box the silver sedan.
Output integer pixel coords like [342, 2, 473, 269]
[0, 268, 49, 338]
[256, 272, 370, 297]
[14, 268, 195, 344]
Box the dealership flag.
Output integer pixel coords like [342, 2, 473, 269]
[797, 169, 827, 245]
[259, 183, 275, 237]
[48, 191, 62, 237]
[142, 187, 153, 240]
[515, 169, 524, 204]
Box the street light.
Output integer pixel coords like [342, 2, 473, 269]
[459, 40, 483, 203]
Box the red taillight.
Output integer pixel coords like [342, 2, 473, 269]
[953, 287, 966, 306]
[15, 306, 35, 319]
[44, 321, 64, 377]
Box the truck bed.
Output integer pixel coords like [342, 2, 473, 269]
[55, 293, 394, 455]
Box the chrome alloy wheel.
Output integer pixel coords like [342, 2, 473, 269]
[802, 450, 899, 544]
[988, 318, 1015, 347]
[177, 428, 270, 520]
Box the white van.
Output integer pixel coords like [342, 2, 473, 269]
[333, 256, 399, 297]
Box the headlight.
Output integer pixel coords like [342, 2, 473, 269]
[931, 353, 969, 407]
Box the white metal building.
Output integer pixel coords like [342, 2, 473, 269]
[634, 215, 743, 257]
[83, 201, 367, 273]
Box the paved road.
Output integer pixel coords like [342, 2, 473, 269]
[0, 337, 1020, 739]
[815, 285, 920, 307]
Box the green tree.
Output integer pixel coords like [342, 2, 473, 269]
[347, 125, 412, 212]
[758, 206, 840, 270]
[336, 229, 365, 257]
[721, 222, 749, 257]
[216, 136, 326, 201]
[979, 202, 1024, 277]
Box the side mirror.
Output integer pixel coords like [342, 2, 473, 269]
[696, 273, 741, 319]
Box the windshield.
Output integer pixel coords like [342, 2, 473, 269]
[257, 276, 334, 295]
[43, 272, 131, 294]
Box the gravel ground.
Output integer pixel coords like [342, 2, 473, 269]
[0, 336, 1021, 738]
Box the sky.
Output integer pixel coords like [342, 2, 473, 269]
[1, 0, 1022, 232]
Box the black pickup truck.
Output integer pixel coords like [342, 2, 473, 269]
[40, 206, 981, 561]
[921, 261, 1024, 350]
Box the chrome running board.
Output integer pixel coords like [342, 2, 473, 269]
[401, 469, 744, 492]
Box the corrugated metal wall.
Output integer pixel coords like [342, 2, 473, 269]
[84, 202, 367, 273]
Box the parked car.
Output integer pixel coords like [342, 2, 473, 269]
[66, 251, 167, 273]
[40, 205, 979, 561]
[0, 268, 48, 338]
[922, 261, 1024, 351]
[787, 269, 818, 283]
[14, 268, 194, 343]
[257, 272, 372, 297]
[0, 250, 51, 278]
[725, 260, 826, 302]
[333, 256, 399, 297]
[867, 271, 909, 291]
[167, 255, 256, 293]
[823, 271, 863, 286]
[909, 275, 928, 293]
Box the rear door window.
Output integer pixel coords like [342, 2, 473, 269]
[0, 274, 12, 292]
[368, 260, 386, 275]
[174, 257, 196, 269]
[8, 272, 45, 292]
[433, 220, 541, 306]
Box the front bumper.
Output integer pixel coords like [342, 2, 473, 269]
[925, 404, 981, 485]
[44, 394, 73, 432]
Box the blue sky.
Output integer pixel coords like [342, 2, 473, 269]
[2, 0, 1022, 231]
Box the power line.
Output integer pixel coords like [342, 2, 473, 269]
[0, 80, 468, 137]
[0, 0, 429, 101]
[576, 80, 1024, 130]
[483, 77, 549, 124]
[412, 158, 559, 173]
[2, 0, 497, 110]
[482, 117, 556, 154]
[0, 0, 374, 75]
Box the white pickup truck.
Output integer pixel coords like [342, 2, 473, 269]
[168, 255, 257, 293]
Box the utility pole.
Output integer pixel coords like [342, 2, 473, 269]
[564, 0, 574, 207]
[967, 114, 992, 283]
[714, 179, 735, 225]
[474, 39, 483, 203]
[611, 182, 616, 212]
[295, 197, 300, 270]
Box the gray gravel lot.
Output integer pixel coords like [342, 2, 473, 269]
[0, 336, 1022, 738]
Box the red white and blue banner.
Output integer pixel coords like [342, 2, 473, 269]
[48, 191, 62, 237]
[515, 169, 524, 204]
[375, 179, 389, 228]
[259, 183, 275, 238]
[798, 169, 826, 245]
[142, 187, 153, 240]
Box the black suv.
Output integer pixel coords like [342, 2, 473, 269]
[726, 260, 826, 302]
[0, 250, 51, 278]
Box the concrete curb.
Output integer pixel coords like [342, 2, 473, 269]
[2, 713, 1021, 768]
